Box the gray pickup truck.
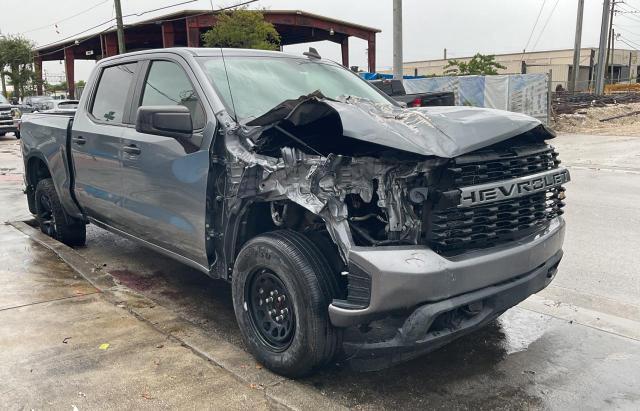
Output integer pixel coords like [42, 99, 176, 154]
[0, 94, 20, 138]
[20, 48, 569, 376]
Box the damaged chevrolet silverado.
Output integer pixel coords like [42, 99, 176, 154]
[20, 48, 569, 376]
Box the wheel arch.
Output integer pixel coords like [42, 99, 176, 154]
[25, 153, 52, 214]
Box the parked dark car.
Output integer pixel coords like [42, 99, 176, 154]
[23, 95, 55, 112]
[0, 94, 21, 138]
[370, 78, 455, 107]
[20, 48, 569, 377]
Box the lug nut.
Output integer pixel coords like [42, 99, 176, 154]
[275, 315, 284, 321]
[280, 308, 288, 315]
[277, 295, 286, 302]
[270, 290, 278, 296]
[265, 297, 273, 303]
[258, 288, 264, 294]
[269, 309, 277, 316]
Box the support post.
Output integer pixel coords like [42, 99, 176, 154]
[569, 0, 584, 92]
[34, 54, 43, 96]
[64, 47, 75, 99]
[340, 37, 349, 68]
[595, 0, 611, 95]
[367, 36, 376, 73]
[392, 0, 403, 79]
[162, 21, 176, 48]
[102, 33, 118, 57]
[610, 28, 615, 83]
[186, 17, 200, 48]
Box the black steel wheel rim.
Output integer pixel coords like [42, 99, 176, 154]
[246, 268, 295, 351]
[38, 193, 56, 237]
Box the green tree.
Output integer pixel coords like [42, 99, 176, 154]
[444, 53, 507, 76]
[0, 35, 36, 99]
[202, 9, 280, 50]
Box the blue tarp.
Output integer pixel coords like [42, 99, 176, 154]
[359, 72, 422, 80]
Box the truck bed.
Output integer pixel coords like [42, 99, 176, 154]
[20, 112, 79, 217]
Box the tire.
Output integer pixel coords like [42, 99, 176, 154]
[232, 230, 342, 377]
[34, 178, 86, 246]
[14, 131, 20, 139]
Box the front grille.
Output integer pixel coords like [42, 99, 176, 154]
[426, 142, 566, 254]
[445, 144, 560, 186]
[427, 188, 565, 253]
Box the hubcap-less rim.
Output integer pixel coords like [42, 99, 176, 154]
[246, 268, 295, 351]
[38, 193, 56, 237]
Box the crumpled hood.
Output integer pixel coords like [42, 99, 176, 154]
[247, 94, 552, 159]
[325, 98, 549, 158]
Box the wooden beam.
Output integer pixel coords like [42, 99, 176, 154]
[186, 16, 201, 47]
[64, 47, 75, 99]
[34, 55, 43, 95]
[368, 35, 376, 73]
[264, 13, 373, 41]
[102, 32, 118, 57]
[162, 21, 176, 48]
[341, 37, 349, 68]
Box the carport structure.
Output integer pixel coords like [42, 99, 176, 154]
[33, 9, 380, 99]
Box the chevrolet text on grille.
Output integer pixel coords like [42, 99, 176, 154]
[458, 168, 571, 207]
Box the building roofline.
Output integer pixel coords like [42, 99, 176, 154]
[35, 9, 380, 53]
[402, 47, 639, 64]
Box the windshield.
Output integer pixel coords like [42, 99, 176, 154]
[0, 95, 8, 104]
[198, 56, 393, 122]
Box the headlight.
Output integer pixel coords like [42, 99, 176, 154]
[10, 108, 21, 118]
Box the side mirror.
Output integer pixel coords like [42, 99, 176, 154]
[135, 105, 193, 139]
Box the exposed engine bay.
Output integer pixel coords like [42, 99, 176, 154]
[218, 93, 564, 264]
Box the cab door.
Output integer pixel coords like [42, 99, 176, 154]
[71, 61, 139, 228]
[120, 58, 212, 268]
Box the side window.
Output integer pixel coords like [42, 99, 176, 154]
[141, 61, 206, 130]
[91, 63, 137, 123]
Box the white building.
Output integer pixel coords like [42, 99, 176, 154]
[395, 48, 640, 92]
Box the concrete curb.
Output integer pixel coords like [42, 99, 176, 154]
[9, 220, 347, 411]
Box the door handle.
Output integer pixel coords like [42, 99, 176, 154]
[72, 136, 86, 145]
[122, 144, 141, 155]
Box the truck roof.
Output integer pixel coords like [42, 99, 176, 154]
[97, 47, 320, 65]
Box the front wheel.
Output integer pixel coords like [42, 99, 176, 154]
[232, 230, 342, 377]
[35, 178, 86, 246]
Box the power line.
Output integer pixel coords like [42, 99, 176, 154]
[521, 0, 548, 59]
[35, 0, 257, 50]
[531, 0, 561, 51]
[19, 0, 111, 35]
[35, 0, 260, 55]
[618, 37, 639, 50]
[618, 34, 640, 49]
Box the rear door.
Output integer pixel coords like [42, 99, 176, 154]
[71, 61, 139, 227]
[120, 57, 212, 267]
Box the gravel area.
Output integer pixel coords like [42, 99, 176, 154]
[553, 102, 640, 135]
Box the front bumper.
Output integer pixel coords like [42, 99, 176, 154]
[342, 249, 562, 370]
[0, 119, 19, 134]
[329, 216, 566, 327]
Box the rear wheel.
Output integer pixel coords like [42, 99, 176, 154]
[232, 230, 342, 377]
[35, 178, 86, 246]
[14, 131, 20, 139]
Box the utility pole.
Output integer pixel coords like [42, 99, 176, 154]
[595, 0, 611, 95]
[569, 0, 584, 92]
[444, 48, 447, 60]
[610, 29, 615, 83]
[605, 0, 616, 84]
[114, 0, 126, 54]
[392, 0, 403, 80]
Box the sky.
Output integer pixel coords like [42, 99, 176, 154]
[1, 0, 640, 83]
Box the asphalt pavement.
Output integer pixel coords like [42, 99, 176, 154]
[1, 132, 639, 409]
